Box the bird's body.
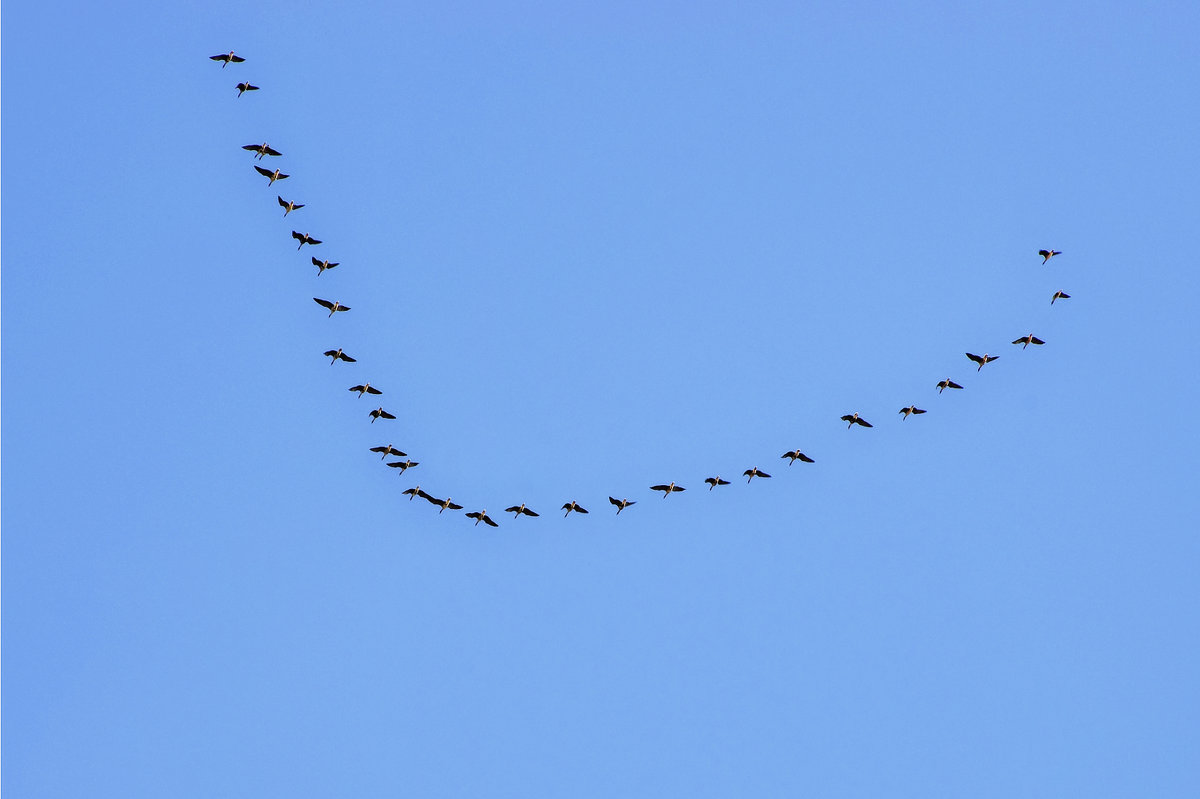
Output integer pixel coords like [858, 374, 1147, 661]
[744, 467, 771, 483]
[781, 450, 815, 465]
[386, 459, 419, 474]
[369, 407, 396, 423]
[254, 165, 289, 185]
[650, 482, 685, 498]
[466, 510, 499, 527]
[236, 82, 259, 97]
[966, 352, 999, 371]
[899, 405, 927, 419]
[312, 257, 339, 276]
[349, 383, 382, 398]
[210, 51, 246, 67]
[242, 142, 282, 160]
[562, 501, 588, 517]
[1038, 249, 1062, 264]
[277, 195, 304, 216]
[505, 503, 540, 518]
[324, 348, 356, 365]
[1012, 334, 1046, 350]
[704, 476, 731, 490]
[292, 231, 322, 250]
[370, 444, 406, 459]
[1051, 290, 1071, 305]
[841, 413, 873, 429]
[936, 378, 963, 394]
[313, 297, 349, 317]
[609, 497, 636, 514]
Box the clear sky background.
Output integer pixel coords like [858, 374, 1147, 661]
[4, 1, 1199, 796]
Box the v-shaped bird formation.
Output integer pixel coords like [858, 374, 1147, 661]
[211, 51, 1074, 529]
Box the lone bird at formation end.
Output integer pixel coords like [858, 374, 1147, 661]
[210, 51, 245, 67]
[1038, 249, 1062, 264]
[1051, 290, 1071, 305]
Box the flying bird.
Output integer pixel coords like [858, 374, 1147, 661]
[254, 165, 288, 185]
[313, 297, 349, 316]
[781, 450, 815, 465]
[323, 348, 356, 365]
[465, 510, 499, 528]
[505, 503, 540, 518]
[369, 407, 396, 423]
[561, 501, 588, 517]
[277, 195, 304, 216]
[386, 459, 419, 474]
[242, 142, 282, 159]
[349, 383, 382, 397]
[966, 352, 999, 371]
[292, 231, 322, 250]
[312, 257, 339, 276]
[609, 497, 636, 514]
[424, 494, 463, 514]
[650, 482, 685, 497]
[704, 476, 732, 490]
[236, 82, 259, 97]
[370, 444, 406, 459]
[744, 467, 771, 483]
[899, 405, 927, 419]
[210, 51, 246, 67]
[936, 378, 963, 394]
[1012, 334, 1046, 350]
[841, 413, 873, 429]
[1051, 290, 1071, 305]
[1038, 249, 1062, 264]
[402, 486, 429, 502]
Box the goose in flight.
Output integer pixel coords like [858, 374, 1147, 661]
[650, 482, 685, 498]
[210, 51, 246, 67]
[1012, 334, 1046, 350]
[781, 450, 815, 465]
[243, 142, 282, 160]
[466, 510, 499, 527]
[505, 503, 540, 518]
[386, 459, 419, 474]
[236, 82, 259, 97]
[561, 501, 588, 517]
[609, 497, 636, 514]
[323, 348, 356, 365]
[743, 467, 771, 483]
[292, 231, 322, 250]
[402, 486, 428, 501]
[1051, 290, 1071, 305]
[348, 383, 382, 397]
[936, 378, 963, 394]
[277, 195, 304, 216]
[254, 165, 288, 185]
[966, 352, 999, 371]
[704, 476, 731, 490]
[1038, 249, 1062, 264]
[313, 297, 349, 316]
[370, 444, 406, 459]
[369, 407, 396, 423]
[424, 494, 463, 514]
[899, 405, 927, 419]
[841, 413, 873, 429]
[312, 257, 339, 276]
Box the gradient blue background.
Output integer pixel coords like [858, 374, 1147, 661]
[5, 1, 1199, 795]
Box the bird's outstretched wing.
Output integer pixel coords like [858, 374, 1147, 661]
[650, 485, 669, 492]
[483, 516, 498, 527]
[857, 418, 873, 428]
[966, 353, 984, 364]
[798, 453, 814, 462]
[609, 496, 622, 506]
[447, 502, 463, 511]
[254, 165, 273, 177]
[366, 386, 382, 395]
[378, 410, 396, 420]
[313, 297, 334, 310]
[263, 146, 282, 157]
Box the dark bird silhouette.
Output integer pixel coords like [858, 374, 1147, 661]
[385, 459, 419, 474]
[403, 486, 429, 501]
[650, 482, 685, 497]
[966, 352, 999, 371]
[466, 510, 499, 527]
[324, 348, 356, 365]
[781, 450, 815, 465]
[1038, 249, 1062, 264]
[609, 496, 636, 514]
[349, 383, 382, 397]
[254, 165, 289, 185]
[370, 444, 406, 459]
[236, 82, 259, 97]
[369, 407, 396, 423]
[424, 494, 463, 514]
[899, 405, 927, 419]
[704, 476, 732, 490]
[277, 195, 304, 216]
[313, 297, 349, 317]
[242, 142, 282, 160]
[936, 378, 963, 394]
[312, 257, 339, 276]
[562, 501, 588, 517]
[292, 231, 322, 250]
[505, 503, 540, 518]
[841, 413, 873, 429]
[744, 467, 771, 483]
[1051, 290, 1071, 305]
[1012, 334, 1046, 350]
[210, 51, 246, 67]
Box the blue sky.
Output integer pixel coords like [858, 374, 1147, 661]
[4, 1, 1199, 795]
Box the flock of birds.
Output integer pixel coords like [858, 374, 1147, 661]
[212, 51, 1072, 528]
